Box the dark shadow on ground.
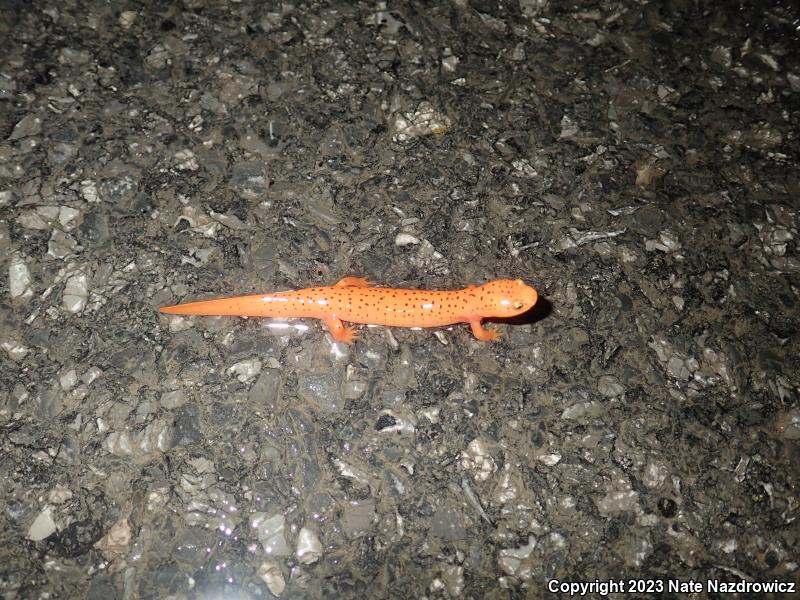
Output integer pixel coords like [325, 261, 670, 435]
[487, 296, 552, 328]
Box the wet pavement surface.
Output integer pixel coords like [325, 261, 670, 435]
[2, 1, 799, 598]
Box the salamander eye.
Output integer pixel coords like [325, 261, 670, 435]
[515, 279, 523, 285]
[513, 301, 524, 309]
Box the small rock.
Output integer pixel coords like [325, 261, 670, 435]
[229, 162, 269, 200]
[137, 419, 173, 453]
[16, 206, 47, 229]
[209, 210, 249, 230]
[48, 230, 78, 259]
[493, 464, 520, 504]
[9, 254, 33, 302]
[81, 180, 100, 203]
[460, 438, 497, 482]
[47, 484, 73, 504]
[62, 271, 89, 313]
[297, 373, 342, 411]
[641, 462, 668, 489]
[498, 536, 536, 581]
[537, 452, 562, 466]
[251, 513, 291, 556]
[374, 410, 416, 434]
[27, 506, 57, 541]
[775, 409, 800, 440]
[9, 114, 43, 140]
[81, 367, 103, 385]
[103, 431, 133, 456]
[295, 526, 323, 564]
[248, 368, 282, 406]
[175, 206, 218, 238]
[561, 401, 603, 420]
[395, 233, 420, 246]
[257, 560, 285, 595]
[1, 340, 30, 361]
[598, 375, 625, 398]
[119, 11, 138, 28]
[227, 359, 261, 383]
[58, 48, 91, 65]
[559, 115, 579, 139]
[59, 206, 81, 230]
[666, 355, 693, 381]
[59, 369, 78, 391]
[94, 518, 132, 558]
[174, 149, 199, 171]
[596, 487, 640, 516]
[160, 389, 185, 409]
[393, 101, 451, 142]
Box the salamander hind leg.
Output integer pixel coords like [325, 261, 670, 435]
[322, 315, 360, 344]
[334, 276, 373, 288]
[469, 319, 501, 342]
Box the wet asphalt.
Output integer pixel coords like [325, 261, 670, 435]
[1, 1, 798, 598]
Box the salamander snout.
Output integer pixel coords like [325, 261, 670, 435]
[478, 279, 539, 317]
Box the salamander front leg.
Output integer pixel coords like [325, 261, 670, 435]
[334, 276, 373, 288]
[469, 319, 501, 342]
[322, 315, 359, 344]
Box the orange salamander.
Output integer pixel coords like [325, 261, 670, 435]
[159, 277, 538, 343]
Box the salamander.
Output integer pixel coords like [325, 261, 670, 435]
[159, 277, 538, 343]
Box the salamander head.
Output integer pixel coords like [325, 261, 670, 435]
[477, 279, 538, 318]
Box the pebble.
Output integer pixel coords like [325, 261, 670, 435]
[498, 536, 536, 580]
[297, 372, 343, 411]
[295, 526, 323, 564]
[81, 367, 103, 385]
[257, 560, 285, 595]
[598, 375, 625, 397]
[596, 488, 640, 516]
[1, 340, 30, 361]
[59, 369, 78, 391]
[537, 452, 562, 466]
[47, 485, 73, 504]
[118, 10, 138, 28]
[460, 438, 497, 482]
[103, 431, 133, 456]
[641, 462, 668, 489]
[27, 506, 57, 541]
[392, 101, 451, 142]
[59, 206, 81, 230]
[137, 419, 173, 453]
[9, 114, 43, 140]
[775, 409, 800, 440]
[395, 233, 420, 246]
[62, 271, 89, 313]
[160, 389, 186, 410]
[226, 359, 262, 383]
[9, 254, 33, 301]
[561, 401, 602, 420]
[251, 513, 290, 556]
[94, 518, 132, 557]
[81, 180, 99, 203]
